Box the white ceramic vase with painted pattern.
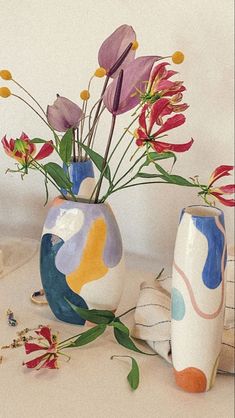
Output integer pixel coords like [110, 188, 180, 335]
[40, 197, 125, 325]
[171, 205, 227, 392]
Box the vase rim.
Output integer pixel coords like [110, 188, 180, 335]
[53, 195, 108, 207]
[183, 204, 223, 218]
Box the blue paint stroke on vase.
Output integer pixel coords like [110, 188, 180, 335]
[40, 233, 88, 324]
[192, 213, 225, 289]
[171, 287, 186, 320]
[54, 203, 122, 275]
[62, 160, 94, 195]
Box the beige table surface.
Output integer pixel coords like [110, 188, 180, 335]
[0, 250, 234, 418]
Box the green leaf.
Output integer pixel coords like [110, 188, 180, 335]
[127, 357, 140, 390]
[143, 151, 177, 166]
[43, 162, 73, 190]
[67, 324, 106, 348]
[114, 327, 150, 355]
[78, 142, 111, 182]
[59, 129, 73, 164]
[112, 319, 130, 335]
[65, 299, 115, 324]
[136, 173, 162, 179]
[14, 139, 28, 153]
[31, 138, 47, 144]
[153, 162, 194, 186]
[163, 174, 194, 186]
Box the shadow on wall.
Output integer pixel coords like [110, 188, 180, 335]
[0, 190, 49, 239]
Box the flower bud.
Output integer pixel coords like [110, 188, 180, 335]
[80, 90, 90, 101]
[0, 87, 11, 98]
[0, 70, 12, 80]
[94, 67, 107, 78]
[131, 40, 139, 50]
[172, 51, 185, 64]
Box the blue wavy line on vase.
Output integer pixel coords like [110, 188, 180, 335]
[192, 214, 225, 289]
[62, 160, 94, 195]
[40, 233, 88, 325]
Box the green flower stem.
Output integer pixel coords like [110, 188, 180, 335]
[12, 94, 60, 146]
[108, 115, 139, 179]
[12, 79, 47, 117]
[94, 115, 116, 203]
[57, 332, 84, 350]
[112, 150, 147, 189]
[85, 75, 110, 158]
[117, 307, 136, 319]
[30, 161, 68, 199]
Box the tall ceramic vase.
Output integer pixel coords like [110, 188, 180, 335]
[40, 197, 124, 325]
[171, 205, 227, 392]
[62, 159, 95, 198]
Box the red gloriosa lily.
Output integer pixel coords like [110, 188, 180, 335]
[98, 24, 136, 78]
[206, 166, 235, 206]
[1, 132, 53, 166]
[47, 96, 84, 132]
[145, 62, 188, 117]
[135, 99, 193, 153]
[103, 56, 162, 115]
[23, 326, 60, 370]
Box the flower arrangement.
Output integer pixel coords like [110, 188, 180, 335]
[1, 24, 234, 206]
[0, 24, 234, 391]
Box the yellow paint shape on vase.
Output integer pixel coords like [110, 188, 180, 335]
[66, 217, 108, 293]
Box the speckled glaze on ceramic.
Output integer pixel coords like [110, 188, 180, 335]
[40, 197, 124, 324]
[62, 160, 95, 198]
[171, 205, 227, 392]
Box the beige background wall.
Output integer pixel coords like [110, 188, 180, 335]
[0, 0, 234, 264]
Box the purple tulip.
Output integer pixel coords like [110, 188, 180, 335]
[103, 56, 162, 115]
[98, 24, 136, 78]
[47, 96, 83, 132]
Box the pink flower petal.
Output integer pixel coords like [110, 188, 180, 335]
[23, 354, 47, 369]
[138, 104, 148, 132]
[151, 138, 194, 153]
[40, 357, 58, 369]
[35, 326, 52, 344]
[212, 184, 235, 194]
[136, 127, 148, 141]
[104, 56, 162, 114]
[153, 113, 186, 137]
[34, 141, 54, 160]
[20, 132, 30, 141]
[211, 193, 235, 207]
[149, 98, 169, 133]
[150, 62, 170, 84]
[98, 25, 136, 77]
[25, 342, 48, 354]
[47, 96, 83, 132]
[208, 165, 234, 187]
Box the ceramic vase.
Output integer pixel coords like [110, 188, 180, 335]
[62, 159, 95, 198]
[171, 205, 227, 392]
[40, 197, 124, 325]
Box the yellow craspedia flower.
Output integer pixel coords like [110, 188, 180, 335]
[172, 51, 185, 64]
[131, 40, 139, 50]
[80, 90, 90, 101]
[0, 87, 11, 98]
[94, 67, 107, 78]
[0, 70, 12, 80]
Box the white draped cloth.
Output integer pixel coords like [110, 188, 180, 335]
[132, 250, 235, 375]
